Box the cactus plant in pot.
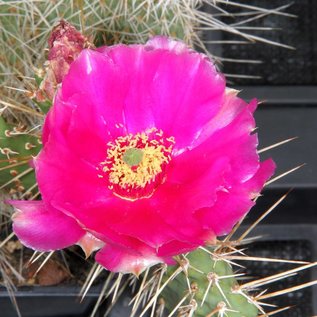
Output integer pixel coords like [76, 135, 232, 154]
[1, 1, 316, 316]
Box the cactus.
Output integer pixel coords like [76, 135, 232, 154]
[1, 3, 313, 317]
[0, 116, 40, 196]
[125, 226, 317, 317]
[0, 0, 291, 91]
[161, 249, 258, 317]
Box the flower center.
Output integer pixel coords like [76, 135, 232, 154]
[99, 128, 175, 201]
[122, 148, 144, 167]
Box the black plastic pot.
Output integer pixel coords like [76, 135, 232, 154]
[0, 285, 107, 317]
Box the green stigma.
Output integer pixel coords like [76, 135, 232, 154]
[123, 148, 144, 167]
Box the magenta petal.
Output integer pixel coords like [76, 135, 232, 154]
[64, 93, 112, 164]
[153, 157, 229, 241]
[101, 204, 178, 248]
[61, 49, 128, 137]
[102, 44, 158, 133]
[95, 244, 164, 275]
[192, 90, 253, 147]
[43, 92, 112, 164]
[244, 159, 276, 195]
[10, 200, 85, 251]
[35, 132, 110, 207]
[157, 240, 200, 258]
[194, 159, 275, 236]
[103, 37, 225, 149]
[167, 96, 259, 185]
[145, 36, 188, 53]
[63, 198, 185, 249]
[52, 200, 174, 255]
[42, 92, 74, 145]
[148, 48, 225, 151]
[195, 192, 255, 236]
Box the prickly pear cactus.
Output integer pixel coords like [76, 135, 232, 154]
[0, 117, 40, 196]
[1, 4, 313, 317]
[161, 248, 258, 317]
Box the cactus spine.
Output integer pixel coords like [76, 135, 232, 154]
[161, 248, 258, 317]
[0, 116, 40, 196]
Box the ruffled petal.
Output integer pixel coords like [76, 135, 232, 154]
[194, 159, 275, 235]
[168, 97, 259, 184]
[42, 90, 77, 145]
[100, 44, 157, 133]
[152, 157, 228, 242]
[10, 200, 85, 251]
[95, 244, 168, 275]
[52, 199, 180, 257]
[63, 93, 113, 164]
[60, 49, 128, 138]
[145, 36, 188, 53]
[191, 88, 250, 147]
[243, 158, 276, 197]
[58, 197, 185, 249]
[43, 92, 112, 165]
[100, 203, 178, 248]
[194, 192, 254, 236]
[102, 37, 225, 150]
[157, 238, 214, 258]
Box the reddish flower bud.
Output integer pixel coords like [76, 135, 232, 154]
[36, 20, 91, 101]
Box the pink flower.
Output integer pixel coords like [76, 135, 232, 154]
[10, 37, 275, 274]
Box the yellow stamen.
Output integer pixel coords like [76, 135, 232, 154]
[100, 128, 175, 199]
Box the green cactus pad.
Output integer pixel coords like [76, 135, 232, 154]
[161, 248, 258, 317]
[0, 117, 41, 195]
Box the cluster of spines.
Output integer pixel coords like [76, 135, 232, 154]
[0, 116, 40, 197]
[160, 249, 259, 317]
